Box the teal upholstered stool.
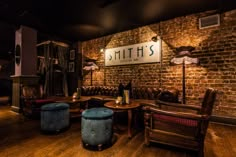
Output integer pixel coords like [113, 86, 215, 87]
[81, 107, 113, 150]
[41, 103, 70, 133]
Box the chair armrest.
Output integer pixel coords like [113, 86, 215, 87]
[155, 100, 201, 111]
[146, 106, 209, 121]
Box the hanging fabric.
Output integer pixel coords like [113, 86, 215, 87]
[58, 46, 69, 96]
[38, 40, 69, 97]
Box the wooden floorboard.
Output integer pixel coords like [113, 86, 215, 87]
[0, 105, 236, 157]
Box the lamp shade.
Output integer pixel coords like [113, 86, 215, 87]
[83, 62, 99, 71]
[171, 56, 199, 65]
[170, 46, 199, 65]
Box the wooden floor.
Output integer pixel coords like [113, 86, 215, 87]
[0, 105, 236, 157]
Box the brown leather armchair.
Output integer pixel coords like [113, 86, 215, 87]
[142, 88, 217, 157]
[21, 85, 54, 118]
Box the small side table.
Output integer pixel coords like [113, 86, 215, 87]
[55, 96, 91, 118]
[104, 100, 140, 138]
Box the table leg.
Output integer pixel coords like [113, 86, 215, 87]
[128, 109, 132, 138]
[85, 101, 88, 109]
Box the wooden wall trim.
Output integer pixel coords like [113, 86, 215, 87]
[211, 115, 236, 126]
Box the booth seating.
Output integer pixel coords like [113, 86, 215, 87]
[81, 86, 118, 108]
[81, 86, 179, 100]
[81, 86, 179, 107]
[81, 107, 114, 150]
[81, 86, 118, 97]
[41, 102, 70, 133]
[81, 86, 161, 99]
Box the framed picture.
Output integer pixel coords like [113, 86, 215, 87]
[68, 62, 75, 72]
[69, 49, 75, 60]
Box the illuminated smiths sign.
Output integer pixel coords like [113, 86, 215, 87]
[105, 41, 161, 66]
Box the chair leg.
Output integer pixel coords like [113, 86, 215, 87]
[198, 144, 204, 157]
[198, 140, 204, 157]
[198, 150, 204, 157]
[98, 144, 102, 151]
[144, 128, 150, 146]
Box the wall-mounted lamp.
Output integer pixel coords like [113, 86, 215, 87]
[170, 46, 199, 104]
[151, 35, 160, 42]
[100, 48, 105, 52]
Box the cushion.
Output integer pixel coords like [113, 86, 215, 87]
[35, 99, 54, 104]
[157, 89, 179, 103]
[82, 107, 113, 120]
[153, 114, 198, 127]
[41, 103, 69, 111]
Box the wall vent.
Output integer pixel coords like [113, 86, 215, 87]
[199, 14, 220, 29]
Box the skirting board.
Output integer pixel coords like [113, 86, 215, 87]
[210, 115, 236, 126]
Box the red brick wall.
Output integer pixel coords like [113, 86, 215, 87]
[80, 9, 236, 118]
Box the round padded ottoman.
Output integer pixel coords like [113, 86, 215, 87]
[41, 103, 70, 133]
[81, 107, 113, 150]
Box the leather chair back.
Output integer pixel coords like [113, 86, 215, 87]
[22, 85, 43, 99]
[200, 88, 217, 115]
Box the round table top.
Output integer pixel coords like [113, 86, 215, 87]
[104, 100, 140, 110]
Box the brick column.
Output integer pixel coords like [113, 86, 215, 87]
[11, 26, 38, 112]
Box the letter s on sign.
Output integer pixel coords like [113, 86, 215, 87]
[149, 45, 154, 56]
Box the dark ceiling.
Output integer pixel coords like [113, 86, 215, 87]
[0, 0, 236, 59]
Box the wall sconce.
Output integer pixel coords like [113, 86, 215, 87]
[170, 46, 199, 104]
[100, 48, 105, 52]
[151, 35, 160, 42]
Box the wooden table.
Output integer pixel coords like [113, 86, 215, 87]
[55, 96, 91, 118]
[104, 100, 140, 138]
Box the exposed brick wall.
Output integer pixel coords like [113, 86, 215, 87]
[80, 9, 236, 118]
